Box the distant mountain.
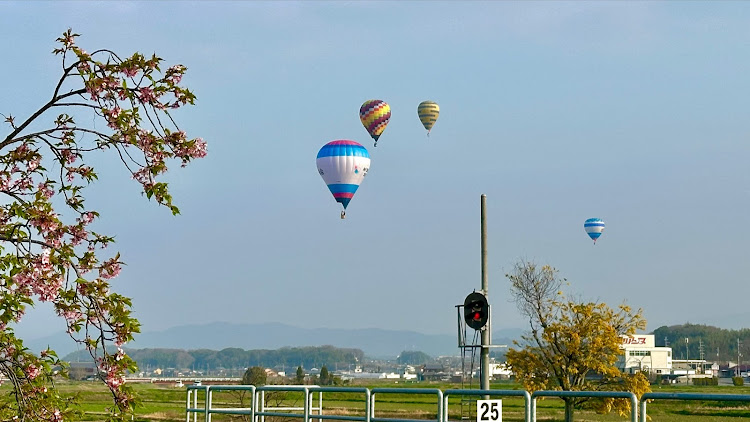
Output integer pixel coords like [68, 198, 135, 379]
[24, 322, 524, 359]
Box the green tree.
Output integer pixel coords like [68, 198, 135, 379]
[505, 261, 650, 422]
[242, 366, 267, 386]
[0, 29, 205, 421]
[319, 365, 330, 385]
[295, 366, 305, 384]
[397, 351, 431, 365]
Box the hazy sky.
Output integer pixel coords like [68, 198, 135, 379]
[2, 1, 749, 340]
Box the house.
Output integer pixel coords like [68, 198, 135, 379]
[718, 363, 750, 378]
[69, 362, 97, 381]
[420, 363, 448, 381]
[490, 362, 513, 379]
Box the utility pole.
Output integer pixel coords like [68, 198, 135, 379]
[738, 339, 743, 377]
[480, 194, 490, 395]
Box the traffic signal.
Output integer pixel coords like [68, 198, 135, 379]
[463, 291, 489, 330]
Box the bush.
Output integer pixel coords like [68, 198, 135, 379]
[242, 367, 267, 386]
[692, 377, 718, 386]
[732, 377, 744, 386]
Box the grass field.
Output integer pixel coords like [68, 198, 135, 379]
[5, 380, 750, 421]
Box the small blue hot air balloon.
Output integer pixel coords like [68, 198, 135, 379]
[584, 218, 605, 244]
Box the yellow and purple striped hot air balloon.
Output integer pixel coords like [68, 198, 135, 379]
[359, 99, 391, 147]
[418, 100, 440, 136]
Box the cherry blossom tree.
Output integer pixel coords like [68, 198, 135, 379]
[0, 29, 206, 421]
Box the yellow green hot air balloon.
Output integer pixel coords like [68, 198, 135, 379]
[359, 99, 391, 147]
[417, 101, 440, 135]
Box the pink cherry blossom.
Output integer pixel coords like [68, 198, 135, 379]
[38, 182, 55, 199]
[81, 212, 95, 225]
[99, 259, 122, 280]
[138, 86, 156, 103]
[25, 364, 40, 380]
[77, 61, 91, 73]
[122, 66, 138, 77]
[60, 149, 77, 165]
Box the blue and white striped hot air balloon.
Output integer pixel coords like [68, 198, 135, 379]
[584, 218, 605, 244]
[316, 140, 371, 219]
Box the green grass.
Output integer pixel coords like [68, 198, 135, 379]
[3, 380, 750, 421]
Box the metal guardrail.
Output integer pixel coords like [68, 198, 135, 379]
[255, 385, 317, 422]
[370, 388, 444, 422]
[443, 389, 531, 422]
[531, 390, 637, 422]
[206, 385, 256, 420]
[308, 386, 371, 422]
[186, 385, 750, 422]
[639, 392, 750, 422]
[186, 384, 209, 422]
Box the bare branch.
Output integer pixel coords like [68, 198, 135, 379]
[1, 89, 87, 149]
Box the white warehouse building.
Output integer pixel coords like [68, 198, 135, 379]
[617, 334, 672, 375]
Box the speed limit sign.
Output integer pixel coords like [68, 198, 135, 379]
[477, 399, 502, 422]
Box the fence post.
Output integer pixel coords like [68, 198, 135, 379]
[205, 386, 212, 422]
[304, 387, 310, 422]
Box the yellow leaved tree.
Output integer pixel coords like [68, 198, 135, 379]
[505, 261, 651, 422]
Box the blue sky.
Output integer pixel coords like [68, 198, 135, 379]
[2, 1, 750, 340]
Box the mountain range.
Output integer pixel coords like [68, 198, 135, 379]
[24, 322, 525, 359]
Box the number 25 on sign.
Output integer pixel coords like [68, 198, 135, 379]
[477, 399, 502, 422]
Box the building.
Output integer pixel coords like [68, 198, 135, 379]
[420, 363, 448, 381]
[617, 334, 672, 375]
[68, 362, 98, 381]
[489, 362, 513, 379]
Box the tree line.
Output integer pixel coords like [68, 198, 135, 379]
[652, 323, 750, 361]
[63, 345, 365, 370]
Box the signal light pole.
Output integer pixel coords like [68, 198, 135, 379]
[480, 194, 489, 394]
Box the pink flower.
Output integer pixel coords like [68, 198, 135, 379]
[27, 158, 40, 172]
[99, 259, 122, 280]
[132, 167, 151, 185]
[81, 212, 95, 225]
[69, 224, 88, 246]
[122, 66, 138, 77]
[63, 34, 75, 47]
[60, 149, 77, 165]
[166, 65, 185, 85]
[38, 182, 55, 199]
[138, 86, 156, 103]
[86, 79, 104, 100]
[59, 310, 83, 323]
[25, 364, 40, 380]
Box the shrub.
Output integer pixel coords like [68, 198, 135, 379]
[732, 377, 744, 386]
[692, 377, 718, 386]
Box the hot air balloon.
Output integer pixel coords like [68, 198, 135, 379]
[584, 218, 605, 244]
[316, 140, 371, 219]
[417, 100, 439, 135]
[359, 100, 391, 147]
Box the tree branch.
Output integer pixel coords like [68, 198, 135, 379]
[1, 89, 87, 149]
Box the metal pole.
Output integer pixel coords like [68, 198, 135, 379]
[480, 194, 490, 395]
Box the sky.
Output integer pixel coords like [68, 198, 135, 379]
[1, 1, 750, 341]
